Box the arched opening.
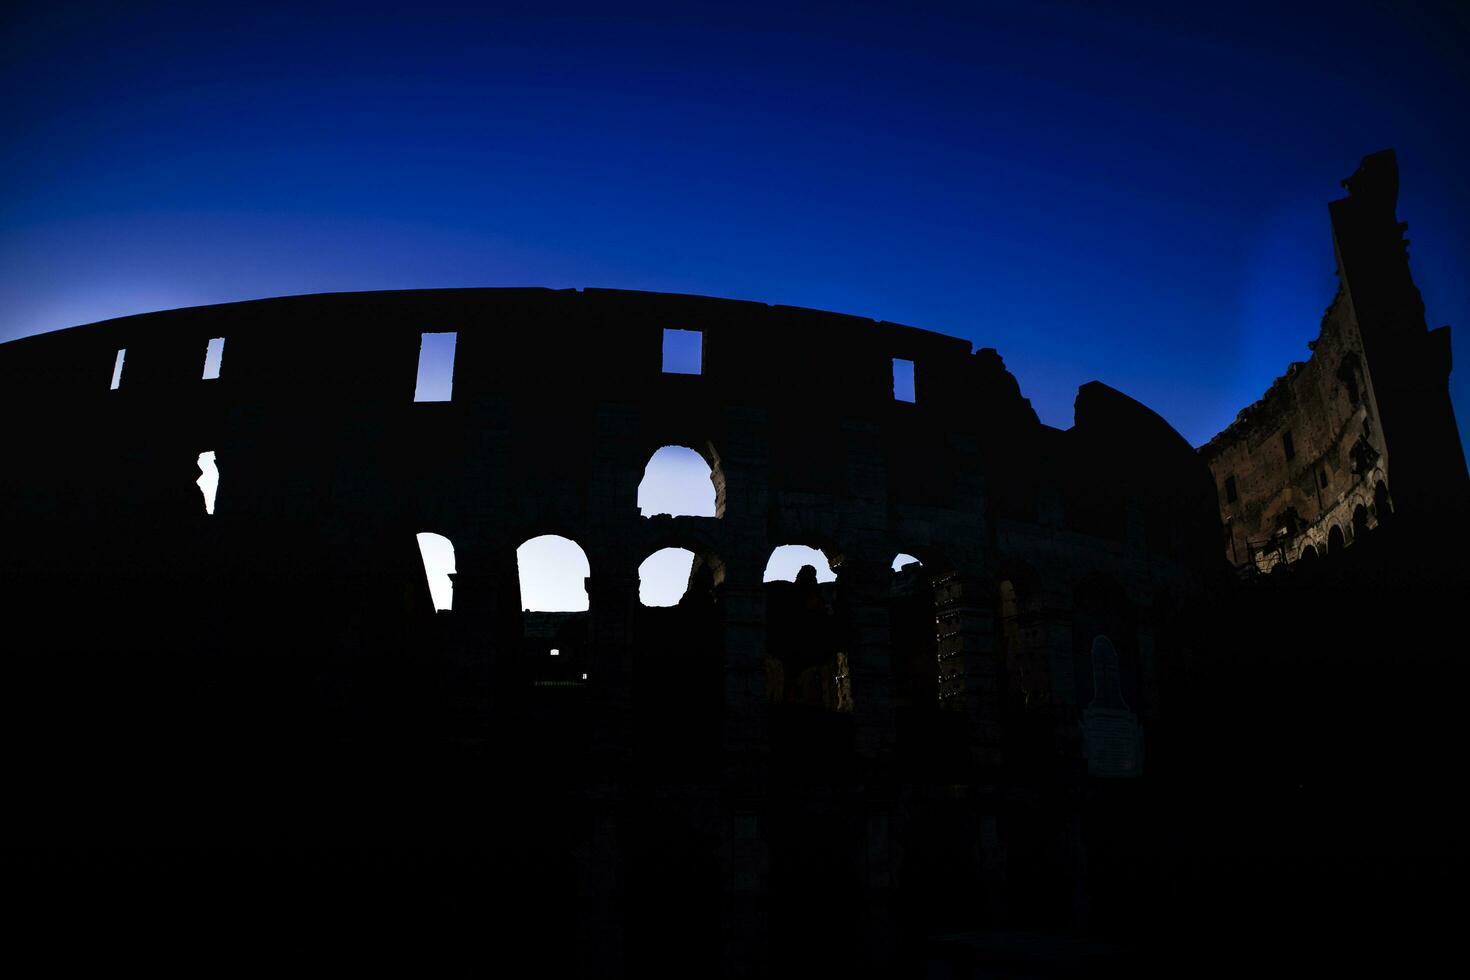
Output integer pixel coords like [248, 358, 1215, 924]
[633, 547, 724, 768]
[1374, 480, 1393, 523]
[196, 451, 219, 515]
[763, 544, 848, 721]
[887, 549, 956, 769]
[1352, 503, 1371, 541]
[516, 535, 593, 695]
[638, 445, 720, 518]
[1327, 525, 1345, 556]
[516, 534, 591, 612]
[891, 553, 921, 572]
[415, 532, 456, 611]
[763, 544, 836, 583]
[1299, 544, 1319, 562]
[639, 547, 697, 607]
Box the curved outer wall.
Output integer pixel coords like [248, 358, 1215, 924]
[0, 287, 1221, 974]
[1202, 150, 1470, 571]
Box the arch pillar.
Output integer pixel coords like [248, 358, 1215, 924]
[713, 554, 770, 976]
[585, 560, 639, 775]
[830, 552, 897, 764]
[437, 537, 521, 737]
[716, 555, 769, 767]
[934, 569, 1004, 769]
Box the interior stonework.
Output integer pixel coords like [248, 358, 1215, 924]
[1203, 150, 1468, 572]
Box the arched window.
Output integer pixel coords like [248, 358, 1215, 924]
[639, 547, 697, 607]
[1299, 544, 1319, 562]
[1374, 480, 1393, 522]
[416, 532, 456, 611]
[638, 446, 719, 518]
[891, 553, 922, 572]
[1352, 504, 1371, 541]
[763, 544, 835, 583]
[762, 544, 847, 713]
[517, 534, 591, 611]
[1327, 525, 1345, 556]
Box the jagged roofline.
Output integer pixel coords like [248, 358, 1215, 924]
[1201, 150, 1397, 457]
[5, 286, 1202, 439]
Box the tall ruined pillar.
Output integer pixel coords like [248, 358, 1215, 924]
[439, 538, 520, 738]
[934, 570, 1003, 768]
[719, 567, 769, 767]
[585, 562, 638, 767]
[833, 553, 898, 765]
[577, 561, 638, 979]
[717, 558, 770, 978]
[934, 569, 1008, 923]
[831, 552, 898, 968]
[714, 402, 774, 978]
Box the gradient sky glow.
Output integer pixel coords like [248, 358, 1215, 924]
[4, 2, 1468, 608]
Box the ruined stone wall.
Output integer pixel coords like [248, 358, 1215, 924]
[1203, 285, 1387, 569]
[1202, 150, 1468, 571]
[0, 287, 1221, 975]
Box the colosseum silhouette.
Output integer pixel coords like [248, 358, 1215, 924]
[4, 150, 1466, 976]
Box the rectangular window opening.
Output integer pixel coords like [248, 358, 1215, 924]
[414, 331, 458, 402]
[1224, 475, 1238, 504]
[892, 357, 916, 403]
[202, 337, 225, 380]
[1283, 430, 1296, 461]
[662, 328, 702, 375]
[110, 349, 126, 390]
[550, 648, 560, 656]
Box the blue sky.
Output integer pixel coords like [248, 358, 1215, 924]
[5, 2, 1468, 604]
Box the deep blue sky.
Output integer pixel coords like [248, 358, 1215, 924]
[3, 1, 1468, 454]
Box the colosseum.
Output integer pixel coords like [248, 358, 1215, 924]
[3, 150, 1465, 975]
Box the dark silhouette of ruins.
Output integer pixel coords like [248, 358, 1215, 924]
[3, 150, 1466, 976]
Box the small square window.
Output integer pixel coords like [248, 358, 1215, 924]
[202, 337, 225, 380]
[892, 358, 916, 403]
[549, 648, 559, 656]
[414, 332, 458, 401]
[662, 328, 702, 374]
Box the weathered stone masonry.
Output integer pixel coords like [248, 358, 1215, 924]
[1203, 150, 1469, 571]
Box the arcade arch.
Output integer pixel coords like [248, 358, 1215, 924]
[517, 534, 592, 612]
[638, 445, 721, 518]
